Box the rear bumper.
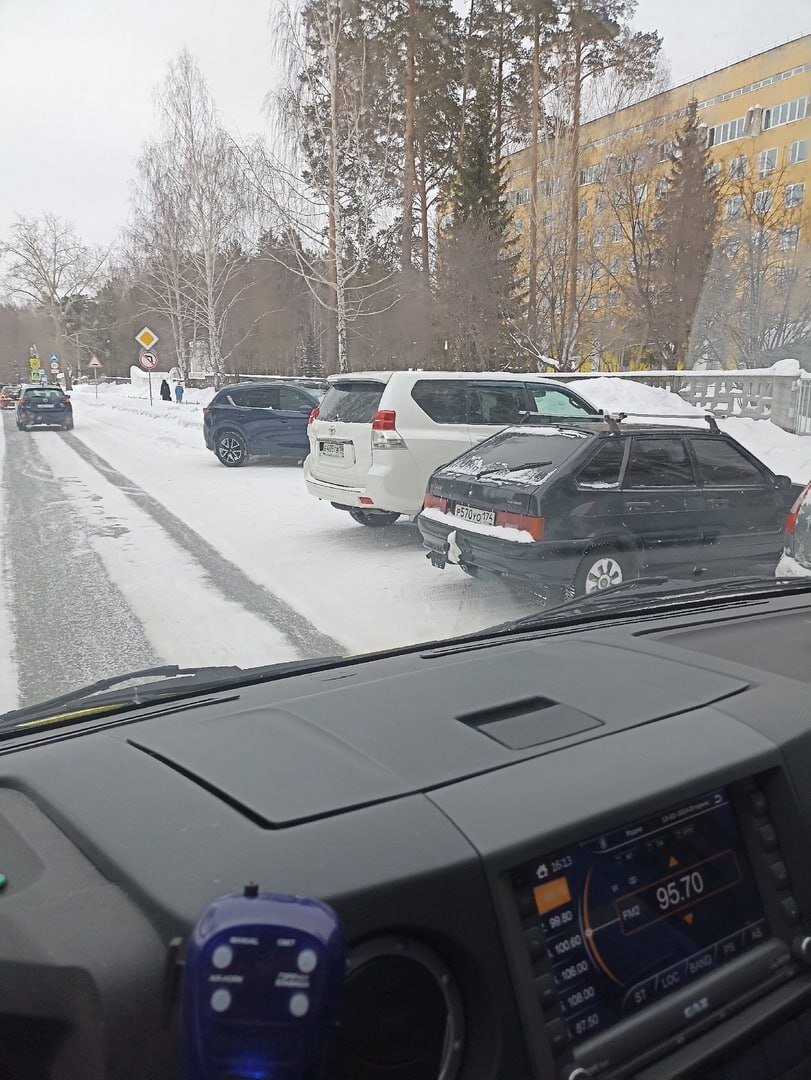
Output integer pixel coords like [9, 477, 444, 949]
[18, 412, 70, 426]
[417, 513, 583, 583]
[303, 456, 418, 516]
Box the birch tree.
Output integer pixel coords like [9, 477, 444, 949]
[1, 213, 109, 387]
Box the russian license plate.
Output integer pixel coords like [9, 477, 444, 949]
[455, 504, 495, 526]
[37, 404, 55, 409]
[320, 440, 344, 458]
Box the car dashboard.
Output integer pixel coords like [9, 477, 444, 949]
[2, 593, 811, 1080]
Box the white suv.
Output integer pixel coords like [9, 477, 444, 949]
[303, 371, 600, 525]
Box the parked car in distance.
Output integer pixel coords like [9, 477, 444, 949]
[15, 385, 73, 430]
[304, 370, 601, 525]
[0, 385, 20, 408]
[203, 381, 321, 467]
[778, 481, 811, 578]
[419, 419, 803, 594]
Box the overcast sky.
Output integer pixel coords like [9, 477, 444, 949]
[0, 0, 808, 246]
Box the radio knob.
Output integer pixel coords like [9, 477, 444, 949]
[792, 936, 811, 965]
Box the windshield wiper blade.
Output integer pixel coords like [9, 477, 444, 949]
[494, 575, 811, 634]
[476, 460, 552, 478]
[0, 656, 345, 732]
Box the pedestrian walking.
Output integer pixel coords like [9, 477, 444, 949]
[160, 378, 172, 401]
[174, 380, 184, 404]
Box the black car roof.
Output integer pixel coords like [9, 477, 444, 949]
[215, 381, 319, 394]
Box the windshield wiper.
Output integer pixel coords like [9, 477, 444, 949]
[0, 657, 344, 733]
[476, 460, 552, 478]
[493, 575, 811, 634]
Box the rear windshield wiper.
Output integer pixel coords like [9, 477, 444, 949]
[0, 657, 345, 733]
[475, 460, 552, 478]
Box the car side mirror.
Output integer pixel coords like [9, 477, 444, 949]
[775, 474, 792, 492]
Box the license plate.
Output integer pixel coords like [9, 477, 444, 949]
[455, 504, 495, 527]
[320, 440, 344, 458]
[37, 404, 55, 409]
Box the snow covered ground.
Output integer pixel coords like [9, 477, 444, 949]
[2, 374, 811, 712]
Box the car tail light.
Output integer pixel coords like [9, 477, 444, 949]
[786, 482, 811, 535]
[371, 410, 406, 449]
[203, 407, 209, 415]
[308, 407, 320, 425]
[495, 511, 546, 540]
[422, 492, 448, 513]
[359, 496, 375, 505]
[61, 397, 71, 406]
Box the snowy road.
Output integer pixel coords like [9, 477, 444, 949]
[0, 392, 540, 711]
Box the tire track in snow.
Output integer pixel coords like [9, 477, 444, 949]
[1, 415, 158, 707]
[61, 431, 345, 659]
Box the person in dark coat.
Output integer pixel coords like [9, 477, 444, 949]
[160, 378, 172, 401]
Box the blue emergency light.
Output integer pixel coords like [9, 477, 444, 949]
[182, 884, 345, 1080]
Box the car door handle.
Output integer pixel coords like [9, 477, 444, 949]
[626, 500, 652, 510]
[706, 497, 729, 507]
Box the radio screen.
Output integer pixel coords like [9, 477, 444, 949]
[524, 789, 769, 1045]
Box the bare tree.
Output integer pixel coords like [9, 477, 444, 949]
[1, 213, 110, 386]
[132, 51, 257, 385]
[697, 162, 811, 366]
[247, 0, 400, 374]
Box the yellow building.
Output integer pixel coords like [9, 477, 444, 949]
[505, 34, 810, 368]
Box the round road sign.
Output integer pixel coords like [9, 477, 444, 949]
[50, 360, 60, 372]
[139, 351, 158, 371]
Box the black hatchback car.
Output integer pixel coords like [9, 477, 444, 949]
[203, 382, 321, 467]
[418, 420, 804, 594]
[15, 385, 74, 430]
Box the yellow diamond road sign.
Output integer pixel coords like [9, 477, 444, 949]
[135, 326, 158, 350]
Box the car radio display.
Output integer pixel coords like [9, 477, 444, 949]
[524, 789, 769, 1044]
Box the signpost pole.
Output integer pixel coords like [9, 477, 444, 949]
[94, 367, 98, 400]
[148, 371, 153, 406]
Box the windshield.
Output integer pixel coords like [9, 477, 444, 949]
[0, 5, 810, 726]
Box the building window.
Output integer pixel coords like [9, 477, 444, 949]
[729, 155, 748, 180]
[775, 266, 797, 293]
[659, 139, 676, 162]
[609, 255, 621, 275]
[655, 177, 669, 198]
[754, 189, 773, 214]
[758, 148, 777, 177]
[537, 179, 552, 198]
[607, 290, 621, 309]
[789, 139, 809, 165]
[786, 182, 806, 207]
[751, 229, 769, 253]
[577, 234, 586, 253]
[762, 96, 808, 130]
[543, 209, 553, 228]
[595, 193, 608, 213]
[779, 226, 800, 251]
[726, 195, 743, 219]
[704, 163, 720, 184]
[611, 224, 623, 243]
[515, 187, 530, 206]
[594, 228, 605, 247]
[588, 295, 600, 311]
[578, 200, 588, 219]
[634, 183, 648, 203]
[514, 217, 524, 234]
[579, 163, 603, 185]
[707, 116, 745, 147]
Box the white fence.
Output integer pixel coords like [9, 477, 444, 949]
[553, 370, 811, 434]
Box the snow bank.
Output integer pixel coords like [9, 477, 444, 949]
[569, 377, 705, 419]
[721, 418, 811, 485]
[70, 383, 213, 452]
[0, 417, 19, 711]
[776, 553, 811, 579]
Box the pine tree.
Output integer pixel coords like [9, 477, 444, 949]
[300, 327, 324, 378]
[437, 69, 521, 369]
[651, 99, 719, 368]
[451, 69, 512, 233]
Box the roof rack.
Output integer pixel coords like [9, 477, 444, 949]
[604, 411, 720, 433]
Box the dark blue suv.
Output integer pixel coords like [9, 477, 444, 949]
[203, 382, 320, 467]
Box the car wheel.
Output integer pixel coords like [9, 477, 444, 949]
[348, 509, 401, 527]
[573, 545, 635, 596]
[215, 431, 249, 467]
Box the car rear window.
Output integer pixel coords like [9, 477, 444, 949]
[318, 381, 385, 423]
[24, 389, 64, 402]
[442, 427, 593, 482]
